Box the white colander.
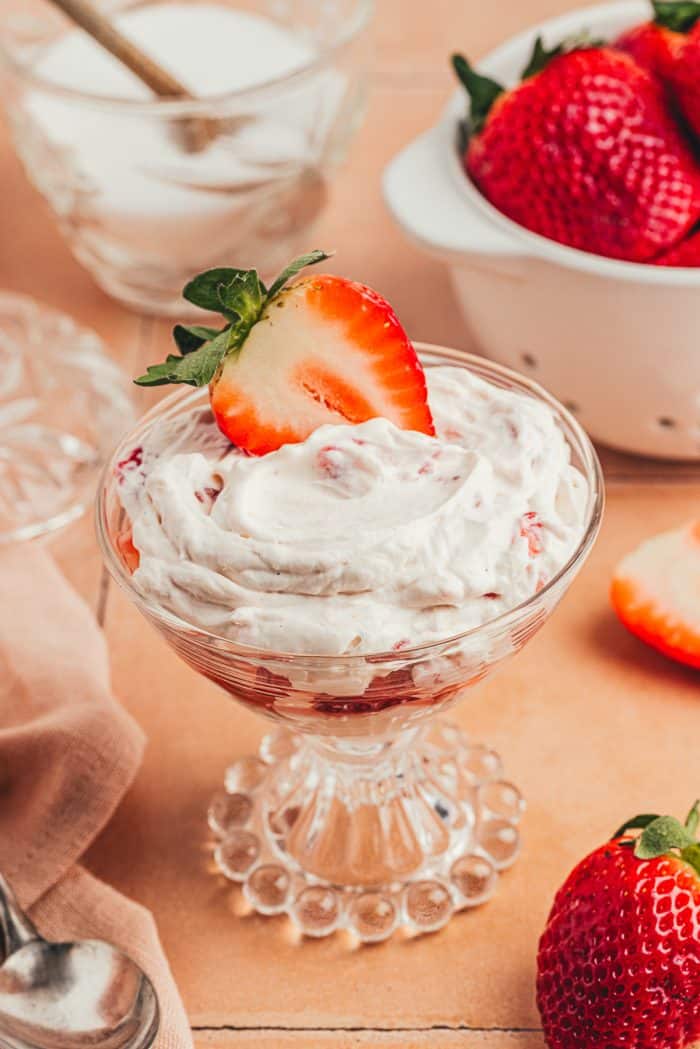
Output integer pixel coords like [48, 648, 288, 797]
[384, 0, 700, 460]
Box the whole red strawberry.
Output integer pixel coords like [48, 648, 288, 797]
[537, 805, 700, 1049]
[616, 3, 700, 137]
[670, 22, 700, 138]
[452, 43, 700, 262]
[616, 23, 678, 77]
[615, 19, 683, 80]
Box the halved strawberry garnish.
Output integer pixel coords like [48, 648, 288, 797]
[210, 275, 433, 456]
[610, 520, 700, 668]
[135, 251, 434, 454]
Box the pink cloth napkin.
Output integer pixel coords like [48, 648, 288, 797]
[0, 545, 193, 1049]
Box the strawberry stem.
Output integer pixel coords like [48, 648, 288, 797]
[652, 0, 700, 31]
[635, 815, 696, 858]
[613, 804, 700, 876]
[451, 54, 504, 135]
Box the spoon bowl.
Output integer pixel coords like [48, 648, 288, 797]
[0, 877, 159, 1049]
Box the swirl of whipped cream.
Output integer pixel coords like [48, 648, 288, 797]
[118, 366, 588, 656]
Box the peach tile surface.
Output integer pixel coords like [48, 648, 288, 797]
[195, 1035, 544, 1048]
[1, 0, 698, 1043]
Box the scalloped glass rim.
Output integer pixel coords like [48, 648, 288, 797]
[0, 0, 374, 114]
[96, 343, 605, 662]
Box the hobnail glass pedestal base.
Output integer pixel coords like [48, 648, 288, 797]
[208, 720, 524, 941]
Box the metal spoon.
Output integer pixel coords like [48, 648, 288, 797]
[0, 874, 159, 1049]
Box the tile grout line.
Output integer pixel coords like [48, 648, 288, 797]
[190, 1025, 543, 1034]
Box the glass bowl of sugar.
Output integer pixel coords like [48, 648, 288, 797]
[0, 0, 373, 315]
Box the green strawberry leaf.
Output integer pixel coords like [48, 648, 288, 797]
[653, 0, 700, 32]
[613, 813, 660, 839]
[451, 54, 504, 135]
[265, 250, 332, 302]
[173, 324, 222, 355]
[183, 268, 252, 318]
[635, 815, 696, 859]
[135, 328, 231, 387]
[680, 842, 700, 876]
[216, 270, 264, 329]
[686, 799, 700, 836]
[521, 36, 565, 79]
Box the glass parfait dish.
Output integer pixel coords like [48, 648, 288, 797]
[97, 345, 604, 940]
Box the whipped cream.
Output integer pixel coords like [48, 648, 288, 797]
[118, 366, 588, 658]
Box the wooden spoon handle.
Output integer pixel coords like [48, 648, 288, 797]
[45, 0, 218, 151]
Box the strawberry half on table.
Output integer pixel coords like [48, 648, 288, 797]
[451, 41, 700, 262]
[616, 1, 700, 139]
[611, 520, 700, 668]
[537, 804, 700, 1049]
[136, 251, 435, 455]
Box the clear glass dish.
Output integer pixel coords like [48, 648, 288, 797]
[0, 0, 373, 316]
[97, 345, 604, 939]
[0, 292, 134, 544]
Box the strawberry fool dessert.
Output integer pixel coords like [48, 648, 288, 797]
[116, 251, 588, 670]
[103, 252, 602, 937]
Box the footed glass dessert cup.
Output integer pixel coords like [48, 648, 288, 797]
[97, 346, 604, 940]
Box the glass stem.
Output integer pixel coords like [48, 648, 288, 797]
[268, 725, 457, 886]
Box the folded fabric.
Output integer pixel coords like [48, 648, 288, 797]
[0, 545, 192, 1049]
